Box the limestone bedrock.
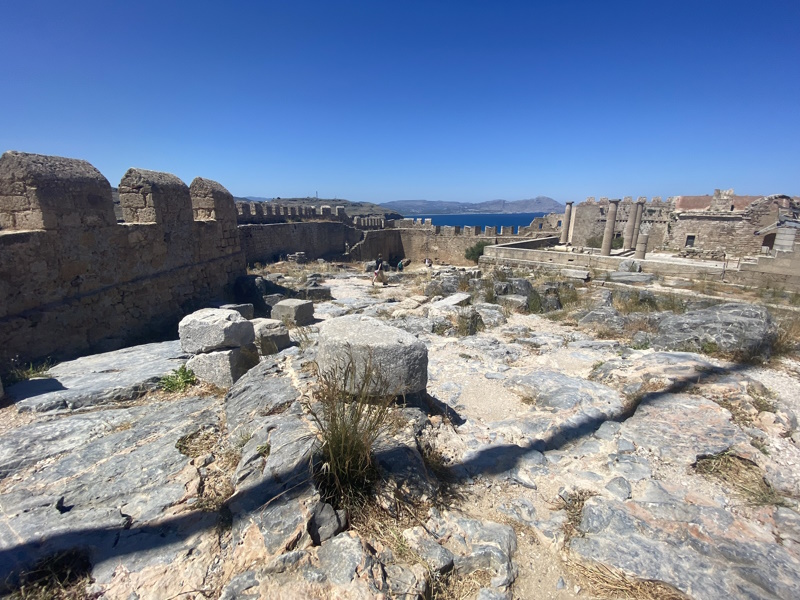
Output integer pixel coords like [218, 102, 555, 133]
[316, 315, 428, 395]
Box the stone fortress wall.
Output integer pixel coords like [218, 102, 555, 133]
[234, 204, 560, 266]
[5, 149, 797, 368]
[0, 151, 245, 367]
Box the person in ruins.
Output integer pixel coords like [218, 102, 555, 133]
[372, 254, 388, 286]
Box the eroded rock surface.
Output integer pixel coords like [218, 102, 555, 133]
[3, 267, 800, 599]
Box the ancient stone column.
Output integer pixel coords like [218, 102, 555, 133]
[630, 199, 646, 251]
[622, 201, 637, 250]
[634, 234, 649, 259]
[600, 199, 620, 256]
[559, 202, 574, 244]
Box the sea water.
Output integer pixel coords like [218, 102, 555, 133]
[410, 212, 546, 233]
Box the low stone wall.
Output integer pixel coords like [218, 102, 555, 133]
[239, 222, 364, 264]
[481, 244, 725, 278]
[396, 229, 557, 265]
[0, 152, 245, 367]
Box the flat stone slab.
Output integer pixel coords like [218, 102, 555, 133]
[430, 292, 472, 308]
[8, 341, 187, 413]
[560, 268, 590, 281]
[571, 483, 800, 600]
[653, 302, 776, 358]
[0, 397, 219, 589]
[619, 393, 748, 464]
[606, 272, 655, 284]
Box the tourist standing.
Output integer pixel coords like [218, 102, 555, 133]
[372, 254, 387, 286]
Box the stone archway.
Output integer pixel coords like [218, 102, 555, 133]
[762, 233, 776, 250]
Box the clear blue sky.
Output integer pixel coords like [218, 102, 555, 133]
[1, 0, 798, 204]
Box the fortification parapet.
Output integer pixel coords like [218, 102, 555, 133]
[119, 168, 193, 227]
[0, 152, 245, 367]
[0, 151, 116, 231]
[190, 177, 237, 224]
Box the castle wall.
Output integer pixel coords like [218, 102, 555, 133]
[0, 152, 245, 366]
[239, 221, 364, 263]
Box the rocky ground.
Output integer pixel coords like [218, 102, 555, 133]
[1, 263, 799, 599]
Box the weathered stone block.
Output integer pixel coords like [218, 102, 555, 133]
[178, 308, 255, 354]
[497, 294, 528, 311]
[252, 318, 291, 355]
[186, 345, 259, 388]
[316, 315, 428, 395]
[271, 299, 314, 326]
[220, 303, 255, 320]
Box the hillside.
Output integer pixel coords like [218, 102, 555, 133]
[381, 197, 563, 215]
[234, 196, 403, 220]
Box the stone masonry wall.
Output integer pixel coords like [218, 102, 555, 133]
[354, 226, 552, 265]
[664, 197, 783, 256]
[239, 222, 364, 264]
[569, 197, 673, 251]
[0, 151, 245, 367]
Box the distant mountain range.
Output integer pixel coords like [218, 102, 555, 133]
[380, 197, 563, 216]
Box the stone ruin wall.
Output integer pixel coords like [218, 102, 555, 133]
[0, 151, 245, 367]
[239, 221, 364, 264]
[568, 196, 673, 252]
[665, 196, 784, 257]
[381, 219, 558, 265]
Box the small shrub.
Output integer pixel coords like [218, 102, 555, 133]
[256, 443, 271, 458]
[656, 293, 686, 314]
[159, 365, 197, 392]
[465, 241, 491, 263]
[585, 235, 602, 249]
[306, 348, 397, 507]
[291, 325, 317, 350]
[527, 292, 543, 314]
[483, 281, 496, 303]
[558, 286, 580, 307]
[4, 357, 54, 386]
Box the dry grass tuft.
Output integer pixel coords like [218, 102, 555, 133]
[349, 496, 490, 600]
[552, 489, 596, 543]
[8, 550, 98, 600]
[695, 452, 787, 506]
[432, 568, 492, 600]
[772, 315, 800, 358]
[176, 427, 239, 513]
[176, 428, 218, 458]
[305, 347, 397, 508]
[4, 357, 55, 386]
[569, 560, 689, 600]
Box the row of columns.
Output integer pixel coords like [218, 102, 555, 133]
[559, 198, 649, 258]
[600, 198, 647, 257]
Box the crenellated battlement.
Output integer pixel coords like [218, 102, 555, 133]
[0, 151, 245, 367]
[234, 200, 386, 230]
